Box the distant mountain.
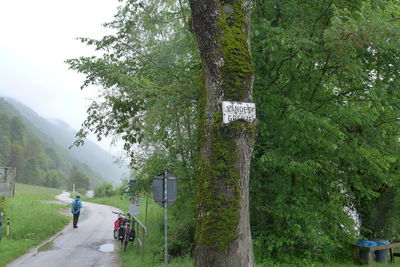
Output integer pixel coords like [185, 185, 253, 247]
[47, 118, 74, 131]
[0, 97, 102, 188]
[4, 97, 128, 185]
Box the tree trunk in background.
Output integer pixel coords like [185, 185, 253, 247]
[188, 1, 256, 266]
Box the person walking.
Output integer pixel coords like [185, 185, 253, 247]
[71, 195, 82, 228]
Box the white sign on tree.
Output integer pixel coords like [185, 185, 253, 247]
[222, 101, 256, 124]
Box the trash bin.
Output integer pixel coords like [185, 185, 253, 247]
[357, 240, 377, 263]
[373, 240, 390, 264]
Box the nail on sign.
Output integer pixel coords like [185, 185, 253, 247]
[222, 101, 256, 124]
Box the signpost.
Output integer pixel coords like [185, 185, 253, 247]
[128, 180, 140, 216]
[129, 194, 140, 215]
[222, 101, 256, 124]
[0, 167, 16, 241]
[0, 168, 16, 197]
[152, 172, 178, 266]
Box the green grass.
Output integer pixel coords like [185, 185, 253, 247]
[313, 263, 400, 267]
[0, 183, 70, 267]
[84, 194, 194, 267]
[255, 260, 400, 266]
[14, 183, 63, 196]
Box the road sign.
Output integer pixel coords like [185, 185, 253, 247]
[152, 172, 177, 207]
[126, 179, 137, 195]
[152, 171, 178, 266]
[0, 168, 16, 197]
[222, 101, 256, 124]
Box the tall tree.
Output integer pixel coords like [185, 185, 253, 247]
[188, 1, 256, 266]
[250, 0, 400, 263]
[19, 157, 45, 185]
[9, 116, 24, 142]
[68, 166, 90, 193]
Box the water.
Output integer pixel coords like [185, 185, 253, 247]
[99, 243, 114, 253]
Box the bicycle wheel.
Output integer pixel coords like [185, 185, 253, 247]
[123, 232, 129, 251]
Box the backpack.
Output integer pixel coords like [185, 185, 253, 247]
[73, 200, 79, 213]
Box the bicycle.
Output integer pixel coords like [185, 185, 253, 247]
[112, 211, 136, 251]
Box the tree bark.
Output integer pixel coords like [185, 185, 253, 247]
[188, 1, 256, 266]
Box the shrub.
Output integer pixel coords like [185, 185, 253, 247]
[94, 182, 115, 198]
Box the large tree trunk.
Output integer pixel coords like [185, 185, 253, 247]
[188, 1, 256, 266]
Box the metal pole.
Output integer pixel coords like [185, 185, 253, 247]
[143, 194, 148, 262]
[164, 170, 168, 267]
[136, 219, 140, 253]
[141, 224, 145, 261]
[6, 217, 10, 238]
[145, 194, 149, 230]
[0, 197, 4, 241]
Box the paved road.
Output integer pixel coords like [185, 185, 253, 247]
[6, 192, 121, 267]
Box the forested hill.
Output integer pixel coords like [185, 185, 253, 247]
[0, 97, 119, 190]
[5, 97, 128, 184]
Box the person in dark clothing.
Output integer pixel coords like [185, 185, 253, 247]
[71, 195, 83, 228]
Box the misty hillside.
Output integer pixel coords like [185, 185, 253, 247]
[0, 97, 104, 188]
[4, 97, 128, 185]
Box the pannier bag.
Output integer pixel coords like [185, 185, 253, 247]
[118, 227, 125, 240]
[129, 229, 136, 242]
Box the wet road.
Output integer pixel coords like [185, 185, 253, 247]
[6, 192, 121, 267]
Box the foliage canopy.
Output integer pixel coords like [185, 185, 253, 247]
[68, 0, 400, 265]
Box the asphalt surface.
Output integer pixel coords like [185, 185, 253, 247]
[6, 192, 122, 267]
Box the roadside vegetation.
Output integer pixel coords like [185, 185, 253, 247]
[0, 183, 69, 267]
[87, 184, 371, 267]
[68, 1, 400, 265]
[84, 192, 193, 267]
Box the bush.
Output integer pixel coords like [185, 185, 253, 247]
[94, 182, 115, 198]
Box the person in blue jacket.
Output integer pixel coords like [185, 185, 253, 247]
[71, 195, 83, 228]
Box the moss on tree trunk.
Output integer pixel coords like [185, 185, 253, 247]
[189, 0, 257, 266]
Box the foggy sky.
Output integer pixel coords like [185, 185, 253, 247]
[0, 0, 120, 152]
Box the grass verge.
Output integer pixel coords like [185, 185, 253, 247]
[267, 263, 400, 267]
[0, 183, 70, 267]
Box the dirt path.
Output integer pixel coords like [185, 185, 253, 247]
[6, 192, 121, 267]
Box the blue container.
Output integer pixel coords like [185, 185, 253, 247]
[357, 240, 378, 246]
[374, 240, 390, 264]
[357, 240, 377, 263]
